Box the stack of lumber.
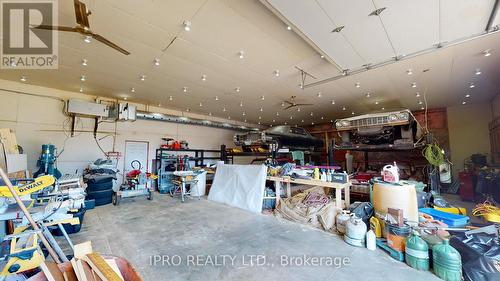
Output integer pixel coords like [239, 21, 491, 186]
[40, 241, 125, 281]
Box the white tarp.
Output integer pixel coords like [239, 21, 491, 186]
[208, 164, 267, 213]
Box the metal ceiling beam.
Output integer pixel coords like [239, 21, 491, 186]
[486, 0, 500, 31]
[303, 29, 500, 89]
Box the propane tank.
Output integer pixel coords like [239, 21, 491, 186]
[344, 215, 367, 247]
[336, 210, 350, 234]
[432, 240, 462, 281]
[366, 230, 376, 251]
[405, 231, 429, 271]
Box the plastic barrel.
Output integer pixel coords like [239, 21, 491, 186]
[405, 231, 429, 271]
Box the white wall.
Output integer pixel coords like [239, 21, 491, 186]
[0, 80, 251, 182]
[447, 102, 492, 175]
[493, 94, 500, 119]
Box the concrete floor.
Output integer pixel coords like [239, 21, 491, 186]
[61, 194, 441, 281]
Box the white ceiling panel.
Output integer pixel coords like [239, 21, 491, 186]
[266, 0, 364, 69]
[317, 0, 395, 64]
[375, 0, 440, 55]
[440, 0, 495, 42]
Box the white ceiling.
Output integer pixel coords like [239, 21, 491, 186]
[1, 0, 499, 126]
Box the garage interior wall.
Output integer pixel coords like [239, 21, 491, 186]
[493, 94, 500, 118]
[447, 102, 493, 176]
[0, 79, 246, 183]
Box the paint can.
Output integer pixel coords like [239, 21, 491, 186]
[386, 223, 411, 252]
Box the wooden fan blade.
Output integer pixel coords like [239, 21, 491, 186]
[92, 33, 130, 55]
[31, 25, 78, 32]
[295, 103, 314, 106]
[74, 0, 90, 29]
[284, 105, 295, 110]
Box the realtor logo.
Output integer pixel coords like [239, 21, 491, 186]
[1, 0, 58, 69]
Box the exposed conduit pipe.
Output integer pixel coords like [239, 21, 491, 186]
[303, 29, 500, 89]
[486, 0, 500, 31]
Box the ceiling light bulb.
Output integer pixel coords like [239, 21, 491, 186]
[235, 87, 240, 92]
[201, 74, 207, 81]
[272, 119, 276, 123]
[238, 51, 245, 59]
[469, 83, 475, 88]
[290, 116, 293, 120]
[20, 75, 27, 82]
[182, 87, 188, 93]
[317, 92, 322, 98]
[462, 101, 467, 105]
[355, 82, 360, 88]
[242, 112, 246, 116]
[475, 69, 481, 75]
[381, 107, 385, 110]
[286, 26, 292, 31]
[321, 116, 324, 120]
[273, 70, 280, 77]
[83, 35, 91, 43]
[465, 94, 470, 98]
[351, 112, 355, 115]
[342, 106, 346, 111]
[259, 116, 262, 120]
[276, 112, 280, 116]
[260, 107, 263, 112]
[281, 101, 285, 107]
[260, 95, 265, 100]
[183, 20, 192, 31]
[81, 59, 88, 66]
[297, 107, 301, 112]
[407, 69, 413, 75]
[258, 121, 261, 125]
[418, 101, 423, 105]
[301, 119, 304, 123]
[140, 75, 146, 81]
[375, 101, 379, 105]
[199, 102, 203, 107]
[186, 108, 190, 112]
[483, 49, 491, 57]
[411, 82, 417, 88]
[215, 96, 219, 101]
[10, 61, 16, 67]
[320, 55, 325, 59]
[223, 107, 227, 112]
[311, 122, 315, 125]
[228, 116, 231, 120]
[123, 97, 127, 100]
[169, 96, 173, 101]
[330, 120, 333, 123]
[310, 112, 313, 116]
[158, 103, 162, 107]
[415, 92, 420, 97]
[421, 107, 425, 110]
[237, 101, 242, 107]
[79, 87, 83, 92]
[244, 118, 247, 122]
[80, 75, 86, 81]
[365, 92, 371, 98]
[331, 100, 335, 105]
[154, 58, 160, 66]
[130, 87, 135, 93]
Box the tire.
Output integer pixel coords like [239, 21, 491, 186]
[112, 192, 121, 206]
[87, 181, 113, 192]
[93, 196, 113, 206]
[86, 189, 113, 200]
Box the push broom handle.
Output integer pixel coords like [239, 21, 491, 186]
[0, 168, 62, 264]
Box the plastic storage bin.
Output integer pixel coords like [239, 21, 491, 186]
[418, 208, 469, 227]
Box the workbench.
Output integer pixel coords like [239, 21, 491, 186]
[266, 176, 351, 208]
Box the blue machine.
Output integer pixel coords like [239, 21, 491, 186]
[33, 144, 62, 179]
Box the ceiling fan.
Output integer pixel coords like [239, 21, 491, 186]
[282, 96, 314, 110]
[32, 0, 130, 55]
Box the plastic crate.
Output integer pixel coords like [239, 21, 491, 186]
[419, 208, 469, 227]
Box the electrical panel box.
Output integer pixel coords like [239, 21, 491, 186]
[118, 103, 136, 121]
[67, 99, 109, 117]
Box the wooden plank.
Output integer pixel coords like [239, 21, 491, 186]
[70, 258, 82, 281]
[40, 261, 65, 281]
[63, 267, 78, 281]
[74, 241, 93, 259]
[0, 128, 19, 153]
[84, 253, 123, 281]
[266, 176, 349, 189]
[78, 259, 97, 281]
